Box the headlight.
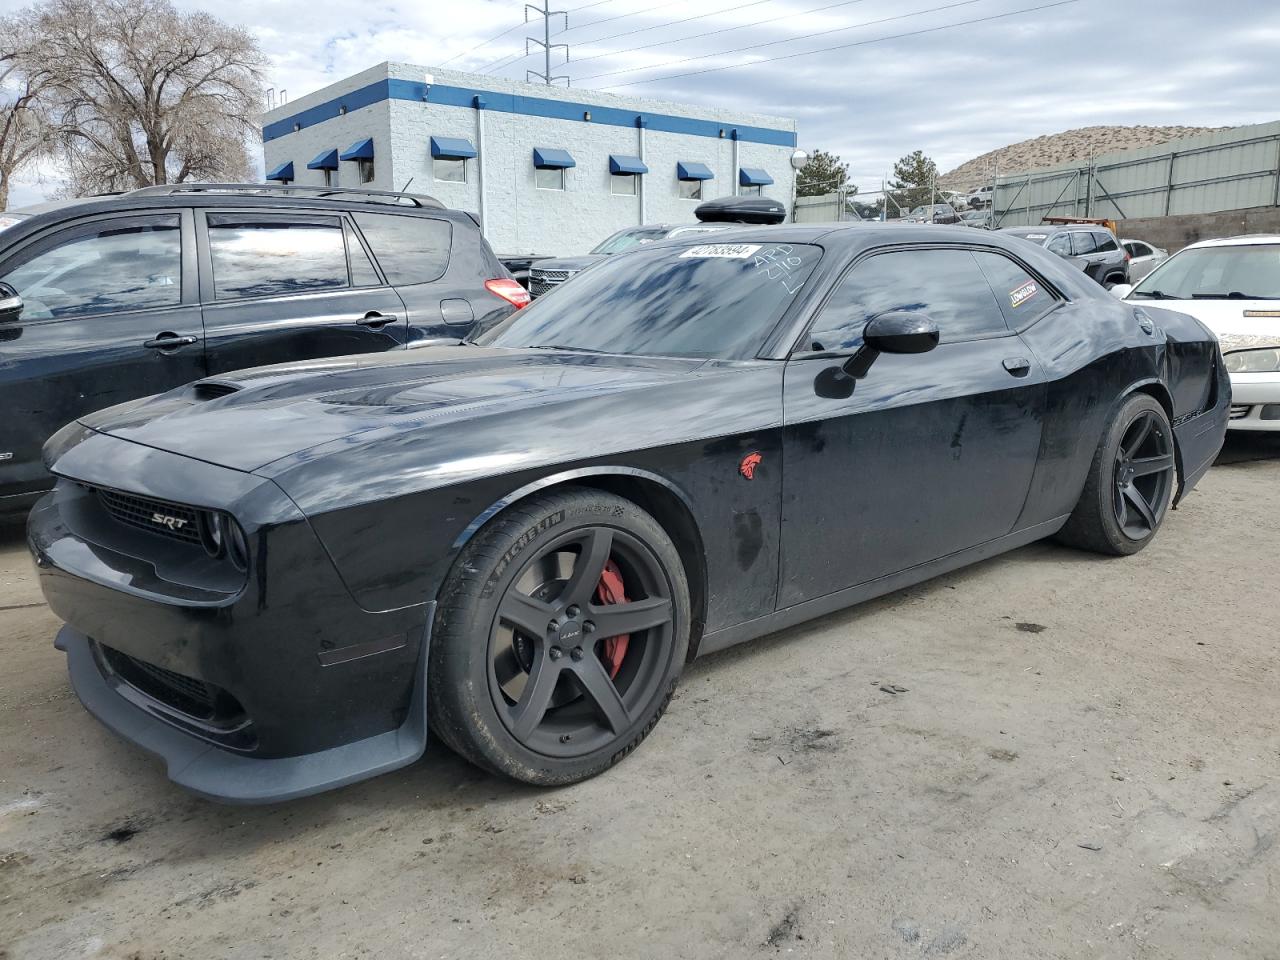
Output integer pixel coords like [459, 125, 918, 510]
[199, 511, 249, 572]
[1224, 348, 1280, 373]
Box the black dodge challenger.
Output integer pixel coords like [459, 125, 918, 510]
[28, 225, 1229, 803]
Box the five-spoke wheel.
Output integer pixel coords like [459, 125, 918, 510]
[430, 488, 690, 785]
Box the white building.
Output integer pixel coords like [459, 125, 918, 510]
[260, 62, 798, 255]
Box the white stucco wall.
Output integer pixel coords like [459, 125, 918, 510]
[262, 62, 798, 256]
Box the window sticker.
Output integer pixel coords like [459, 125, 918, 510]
[1010, 280, 1038, 308]
[679, 243, 761, 259]
[1023, 233, 1048, 240]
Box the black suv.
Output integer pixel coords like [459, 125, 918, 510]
[0, 184, 526, 516]
[999, 224, 1130, 288]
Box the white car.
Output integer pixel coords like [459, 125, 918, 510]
[968, 184, 994, 208]
[1121, 238, 1168, 282]
[1113, 235, 1280, 431]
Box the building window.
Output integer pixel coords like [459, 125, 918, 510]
[535, 167, 565, 191]
[435, 157, 467, 184]
[611, 174, 637, 196]
[679, 179, 703, 201]
[740, 184, 762, 197]
[357, 157, 375, 184]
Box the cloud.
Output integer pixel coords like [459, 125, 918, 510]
[7, 0, 1277, 203]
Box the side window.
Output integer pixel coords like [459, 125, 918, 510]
[1046, 233, 1072, 256]
[208, 215, 348, 300]
[1094, 232, 1118, 253]
[807, 249, 1011, 351]
[973, 251, 1059, 328]
[353, 213, 452, 286]
[1071, 232, 1098, 256]
[0, 215, 181, 321]
[345, 221, 381, 287]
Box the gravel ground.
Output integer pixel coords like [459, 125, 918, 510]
[1, 434, 1278, 960]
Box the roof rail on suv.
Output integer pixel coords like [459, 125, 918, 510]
[125, 183, 446, 209]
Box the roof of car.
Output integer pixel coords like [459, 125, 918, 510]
[1000, 223, 1106, 235]
[1183, 234, 1280, 249]
[646, 222, 1052, 254]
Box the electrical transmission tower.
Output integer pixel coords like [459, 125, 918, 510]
[525, 0, 570, 86]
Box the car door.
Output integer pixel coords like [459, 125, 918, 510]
[197, 211, 411, 376]
[0, 211, 203, 503]
[348, 211, 468, 341]
[778, 246, 1048, 606]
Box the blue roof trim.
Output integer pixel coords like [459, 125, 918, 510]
[340, 138, 375, 161]
[430, 135, 477, 159]
[266, 161, 295, 182]
[739, 166, 774, 186]
[609, 154, 648, 175]
[262, 79, 795, 148]
[677, 161, 714, 181]
[307, 149, 339, 170]
[533, 147, 575, 169]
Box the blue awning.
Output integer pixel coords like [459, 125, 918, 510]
[609, 154, 648, 176]
[533, 147, 576, 169]
[431, 136, 477, 160]
[677, 161, 714, 181]
[265, 161, 294, 182]
[340, 138, 375, 161]
[739, 167, 774, 187]
[307, 149, 339, 171]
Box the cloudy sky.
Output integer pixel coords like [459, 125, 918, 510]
[5, 0, 1279, 205]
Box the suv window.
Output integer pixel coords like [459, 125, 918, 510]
[353, 213, 451, 285]
[807, 248, 1011, 350]
[0, 215, 181, 321]
[1046, 233, 1072, 256]
[973, 250, 1058, 327]
[208, 215, 348, 300]
[1093, 232, 1118, 253]
[1070, 232, 1098, 256]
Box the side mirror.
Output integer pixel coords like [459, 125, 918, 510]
[0, 283, 22, 324]
[1109, 283, 1133, 299]
[841, 312, 940, 379]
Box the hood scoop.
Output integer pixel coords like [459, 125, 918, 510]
[191, 381, 241, 401]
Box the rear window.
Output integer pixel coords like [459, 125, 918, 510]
[480, 241, 822, 360]
[354, 213, 451, 285]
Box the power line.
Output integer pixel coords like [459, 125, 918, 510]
[572, 0, 874, 65]
[561, 0, 692, 35]
[576, 0, 987, 81]
[585, 0, 1079, 87]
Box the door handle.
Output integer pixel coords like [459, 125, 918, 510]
[1002, 357, 1032, 377]
[143, 333, 198, 350]
[356, 311, 394, 328]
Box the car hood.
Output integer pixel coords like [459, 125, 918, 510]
[78, 346, 706, 472]
[532, 255, 608, 272]
[1124, 296, 1280, 350]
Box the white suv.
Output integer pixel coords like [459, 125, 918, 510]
[967, 184, 994, 208]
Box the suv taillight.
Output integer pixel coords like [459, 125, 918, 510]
[485, 278, 530, 309]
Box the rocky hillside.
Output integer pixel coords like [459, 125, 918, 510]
[940, 125, 1225, 190]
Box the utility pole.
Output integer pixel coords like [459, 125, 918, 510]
[525, 0, 569, 86]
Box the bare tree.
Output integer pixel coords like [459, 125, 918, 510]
[0, 20, 55, 211]
[20, 0, 266, 196]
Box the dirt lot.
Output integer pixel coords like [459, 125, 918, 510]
[1, 434, 1278, 960]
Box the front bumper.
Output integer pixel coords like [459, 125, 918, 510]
[29, 429, 434, 803]
[1227, 372, 1280, 431]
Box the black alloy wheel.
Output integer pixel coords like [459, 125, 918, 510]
[1111, 409, 1174, 540]
[429, 488, 691, 785]
[488, 525, 676, 758]
[1058, 392, 1176, 556]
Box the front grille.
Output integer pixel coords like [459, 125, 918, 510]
[99, 644, 241, 722]
[1229, 404, 1253, 421]
[529, 268, 575, 297]
[95, 488, 203, 544]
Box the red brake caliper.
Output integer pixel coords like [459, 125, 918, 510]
[594, 560, 630, 678]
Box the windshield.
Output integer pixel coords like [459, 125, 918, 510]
[591, 227, 671, 255]
[478, 240, 823, 360]
[1131, 244, 1280, 300]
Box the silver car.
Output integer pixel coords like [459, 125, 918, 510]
[1122, 238, 1168, 282]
